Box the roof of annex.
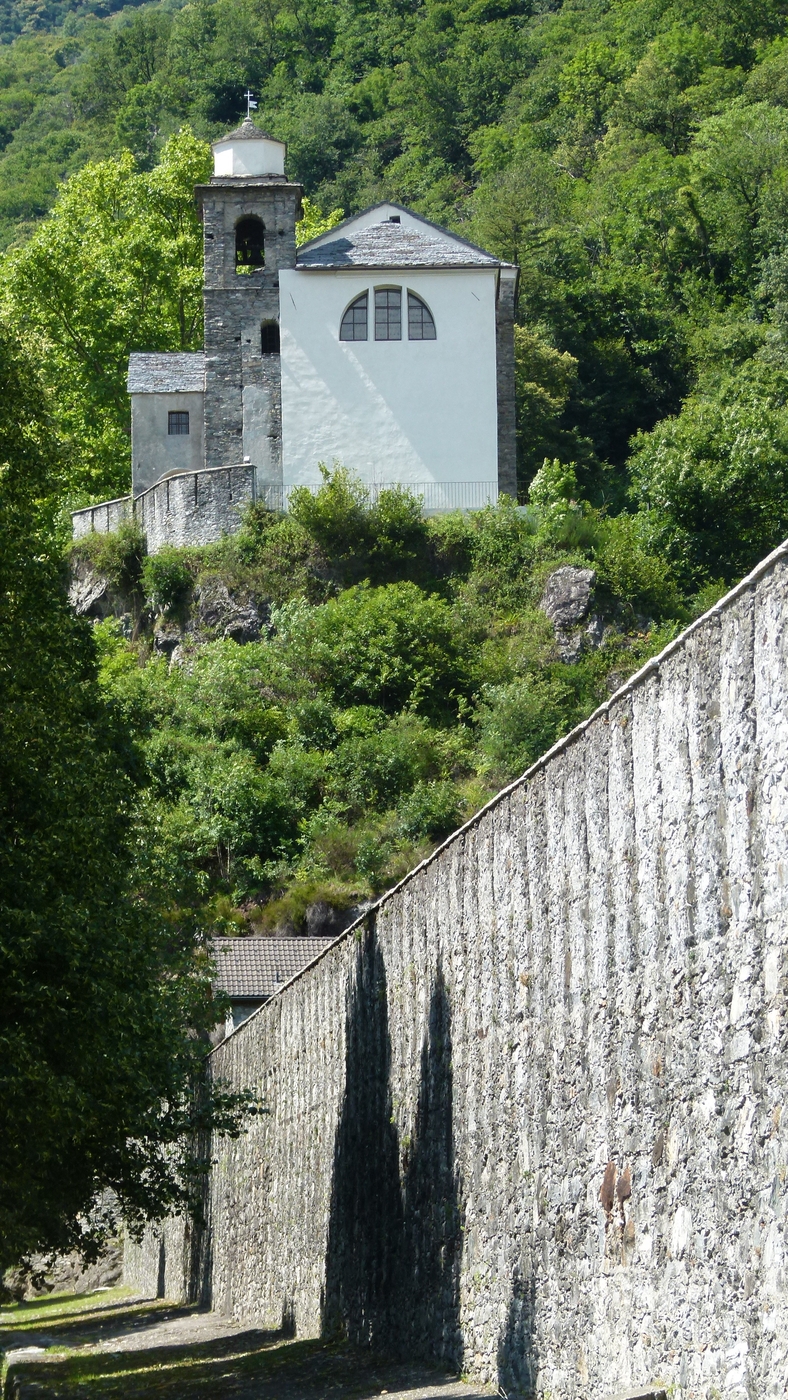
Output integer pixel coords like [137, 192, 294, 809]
[212, 936, 335, 1000]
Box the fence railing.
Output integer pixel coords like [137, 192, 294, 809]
[256, 479, 499, 513]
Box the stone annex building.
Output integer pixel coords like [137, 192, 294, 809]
[72, 118, 519, 550]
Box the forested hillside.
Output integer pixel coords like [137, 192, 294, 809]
[4, 0, 788, 931]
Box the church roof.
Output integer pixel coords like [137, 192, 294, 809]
[296, 219, 501, 270]
[213, 116, 281, 145]
[212, 936, 335, 1000]
[127, 353, 205, 394]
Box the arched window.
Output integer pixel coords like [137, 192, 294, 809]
[340, 292, 368, 341]
[375, 287, 401, 340]
[236, 216, 265, 270]
[261, 321, 280, 354]
[407, 291, 436, 340]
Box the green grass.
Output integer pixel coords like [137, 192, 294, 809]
[0, 1286, 135, 1331]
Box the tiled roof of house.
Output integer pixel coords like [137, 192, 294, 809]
[212, 936, 335, 999]
[296, 220, 500, 270]
[127, 353, 205, 394]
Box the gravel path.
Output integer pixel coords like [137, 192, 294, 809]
[1, 1291, 494, 1399]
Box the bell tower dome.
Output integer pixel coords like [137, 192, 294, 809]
[195, 119, 303, 493]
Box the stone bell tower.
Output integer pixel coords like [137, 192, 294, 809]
[195, 119, 303, 494]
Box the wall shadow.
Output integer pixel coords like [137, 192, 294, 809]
[322, 918, 403, 1349]
[322, 923, 462, 1368]
[398, 964, 463, 1368]
[497, 1270, 538, 1399]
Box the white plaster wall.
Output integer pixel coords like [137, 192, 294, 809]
[279, 268, 499, 491]
[131, 392, 205, 495]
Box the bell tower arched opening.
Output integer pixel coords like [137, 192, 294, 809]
[236, 216, 265, 270]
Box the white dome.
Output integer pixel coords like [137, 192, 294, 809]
[212, 119, 286, 177]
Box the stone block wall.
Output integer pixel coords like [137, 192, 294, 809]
[71, 495, 131, 539]
[128, 541, 788, 1400]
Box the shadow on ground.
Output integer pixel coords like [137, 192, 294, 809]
[1, 1291, 490, 1400]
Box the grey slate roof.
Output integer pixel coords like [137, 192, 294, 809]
[212, 936, 334, 1000]
[127, 352, 205, 394]
[296, 220, 500, 270]
[214, 116, 280, 144]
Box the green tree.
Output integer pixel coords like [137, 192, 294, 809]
[1, 129, 211, 502]
[0, 325, 246, 1268]
[630, 355, 788, 583]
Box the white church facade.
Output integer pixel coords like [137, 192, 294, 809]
[73, 119, 519, 549]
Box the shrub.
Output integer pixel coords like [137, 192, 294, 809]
[70, 520, 146, 595]
[275, 580, 469, 720]
[142, 545, 193, 615]
[397, 779, 463, 842]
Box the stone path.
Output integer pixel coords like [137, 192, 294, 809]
[1, 1290, 494, 1399]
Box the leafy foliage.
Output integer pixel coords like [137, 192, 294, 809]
[0, 323, 249, 1268]
[85, 470, 683, 928]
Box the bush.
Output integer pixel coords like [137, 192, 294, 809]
[142, 546, 193, 615]
[629, 356, 788, 584]
[275, 580, 469, 720]
[397, 779, 463, 842]
[70, 520, 146, 595]
[594, 513, 681, 617]
[476, 671, 595, 779]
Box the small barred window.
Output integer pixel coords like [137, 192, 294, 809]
[340, 293, 368, 341]
[407, 291, 436, 340]
[168, 411, 189, 435]
[375, 287, 401, 340]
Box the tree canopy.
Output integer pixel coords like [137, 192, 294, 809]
[0, 324, 247, 1268]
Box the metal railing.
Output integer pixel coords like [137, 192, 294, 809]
[256, 479, 499, 513]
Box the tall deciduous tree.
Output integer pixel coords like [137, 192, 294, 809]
[2, 130, 211, 504]
[0, 324, 246, 1269]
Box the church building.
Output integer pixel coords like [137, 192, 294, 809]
[73, 118, 519, 548]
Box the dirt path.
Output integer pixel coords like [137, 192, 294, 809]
[1, 1289, 494, 1399]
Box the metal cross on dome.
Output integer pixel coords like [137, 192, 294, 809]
[244, 90, 258, 118]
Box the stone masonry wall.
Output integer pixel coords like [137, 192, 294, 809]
[128, 542, 788, 1400]
[71, 495, 131, 539]
[495, 268, 518, 500]
[141, 464, 255, 552]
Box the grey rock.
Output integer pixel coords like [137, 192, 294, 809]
[304, 900, 370, 939]
[153, 622, 183, 658]
[68, 561, 114, 619]
[585, 612, 606, 647]
[196, 577, 265, 643]
[539, 565, 596, 628]
[554, 628, 587, 664]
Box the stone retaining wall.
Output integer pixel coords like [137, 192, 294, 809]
[71, 465, 256, 553]
[71, 495, 131, 539]
[135, 464, 255, 552]
[127, 542, 788, 1400]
